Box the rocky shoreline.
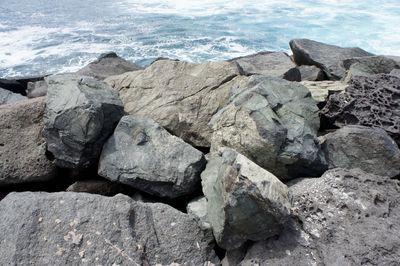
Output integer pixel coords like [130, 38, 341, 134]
[1, 38, 400, 265]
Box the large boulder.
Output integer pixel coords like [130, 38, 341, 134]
[0, 87, 27, 105]
[77, 52, 142, 80]
[43, 74, 125, 169]
[321, 74, 400, 145]
[210, 76, 326, 179]
[105, 59, 243, 147]
[201, 148, 291, 250]
[0, 97, 57, 186]
[321, 125, 400, 178]
[229, 52, 300, 81]
[0, 192, 219, 265]
[289, 39, 373, 80]
[98, 115, 206, 198]
[237, 168, 400, 265]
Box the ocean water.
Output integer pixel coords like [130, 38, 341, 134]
[0, 0, 399, 77]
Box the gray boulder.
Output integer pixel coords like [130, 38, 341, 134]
[77, 52, 142, 80]
[43, 74, 125, 169]
[210, 76, 326, 180]
[105, 59, 243, 147]
[0, 97, 57, 185]
[201, 148, 291, 250]
[300, 80, 347, 105]
[0, 192, 219, 265]
[229, 52, 300, 81]
[66, 179, 124, 196]
[290, 39, 373, 80]
[0, 87, 27, 105]
[187, 196, 212, 230]
[321, 125, 400, 178]
[27, 80, 48, 98]
[297, 65, 325, 81]
[238, 168, 400, 265]
[98, 115, 206, 198]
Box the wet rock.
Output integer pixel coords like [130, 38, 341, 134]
[297, 65, 325, 81]
[0, 97, 57, 185]
[66, 179, 124, 196]
[0, 192, 219, 265]
[290, 39, 373, 80]
[43, 74, 125, 169]
[105, 59, 243, 147]
[201, 148, 291, 250]
[27, 80, 48, 98]
[0, 87, 27, 105]
[300, 80, 347, 105]
[98, 115, 206, 198]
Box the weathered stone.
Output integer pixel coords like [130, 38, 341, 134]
[321, 74, 400, 145]
[300, 80, 347, 105]
[0, 97, 56, 185]
[27, 80, 48, 98]
[0, 192, 219, 265]
[187, 196, 211, 230]
[297, 65, 325, 81]
[229, 52, 300, 81]
[77, 52, 142, 80]
[98, 115, 206, 198]
[66, 179, 124, 196]
[390, 69, 400, 78]
[290, 39, 373, 80]
[321, 125, 400, 178]
[43, 74, 125, 169]
[105, 59, 243, 147]
[222, 245, 248, 266]
[0, 87, 27, 105]
[238, 168, 400, 265]
[210, 76, 326, 180]
[201, 148, 291, 250]
[0, 76, 46, 95]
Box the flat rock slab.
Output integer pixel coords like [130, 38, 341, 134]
[0, 87, 27, 105]
[66, 179, 124, 196]
[0, 192, 218, 265]
[0, 97, 57, 186]
[98, 115, 206, 198]
[300, 80, 347, 104]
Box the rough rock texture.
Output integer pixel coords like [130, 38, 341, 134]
[0, 87, 27, 104]
[98, 115, 206, 198]
[210, 76, 326, 179]
[0, 76, 45, 95]
[300, 80, 347, 105]
[297, 65, 325, 81]
[321, 74, 400, 145]
[390, 69, 400, 78]
[43, 74, 125, 169]
[105, 59, 243, 147]
[187, 196, 211, 230]
[66, 179, 124, 196]
[238, 168, 400, 265]
[290, 39, 373, 80]
[0, 97, 57, 185]
[77, 52, 142, 80]
[229, 51, 300, 81]
[0, 192, 219, 265]
[27, 80, 48, 98]
[321, 125, 400, 178]
[201, 148, 291, 250]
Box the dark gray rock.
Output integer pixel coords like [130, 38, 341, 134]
[321, 74, 400, 145]
[66, 179, 124, 196]
[77, 52, 142, 80]
[290, 39, 373, 80]
[229, 52, 300, 81]
[297, 65, 325, 81]
[98, 115, 206, 198]
[0, 192, 219, 265]
[390, 69, 400, 78]
[201, 148, 291, 250]
[27, 80, 48, 98]
[43, 74, 125, 169]
[321, 125, 400, 178]
[0, 97, 57, 185]
[0, 87, 27, 105]
[238, 168, 400, 265]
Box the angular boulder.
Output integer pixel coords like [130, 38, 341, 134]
[0, 192, 218, 265]
[297, 65, 325, 81]
[0, 87, 27, 105]
[105, 59, 243, 147]
[210, 76, 326, 179]
[27, 80, 48, 98]
[187, 196, 212, 230]
[43, 74, 125, 169]
[290, 39, 373, 80]
[201, 148, 291, 250]
[321, 74, 400, 145]
[0, 97, 57, 185]
[300, 80, 347, 105]
[98, 115, 206, 198]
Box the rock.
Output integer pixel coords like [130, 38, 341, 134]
[297, 65, 325, 81]
[238, 168, 400, 265]
[343, 55, 400, 82]
[98, 115, 206, 198]
[0, 87, 27, 105]
[321, 125, 400, 178]
[0, 97, 57, 185]
[77, 52, 142, 80]
[390, 69, 400, 78]
[201, 148, 291, 250]
[300, 80, 347, 105]
[105, 59, 243, 147]
[66, 179, 124, 196]
[43, 74, 125, 169]
[210, 76, 326, 180]
[289, 39, 373, 80]
[321, 74, 400, 145]
[27, 80, 48, 98]
[0, 192, 219, 265]
[187, 196, 211, 230]
[229, 52, 300, 81]
[0, 76, 46, 95]
[222, 245, 248, 266]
